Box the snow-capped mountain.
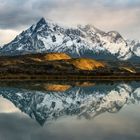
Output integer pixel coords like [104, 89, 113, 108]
[0, 17, 140, 61]
[0, 83, 140, 125]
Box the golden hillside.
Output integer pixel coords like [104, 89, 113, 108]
[72, 58, 105, 70]
[119, 66, 136, 73]
[44, 53, 71, 61]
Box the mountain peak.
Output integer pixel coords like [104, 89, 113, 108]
[30, 17, 47, 33]
[78, 24, 104, 35]
[0, 18, 140, 61]
[35, 17, 47, 29]
[37, 17, 46, 24]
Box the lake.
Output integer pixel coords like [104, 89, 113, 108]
[0, 81, 140, 140]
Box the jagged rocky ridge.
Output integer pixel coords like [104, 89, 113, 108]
[0, 18, 140, 61]
[0, 83, 140, 125]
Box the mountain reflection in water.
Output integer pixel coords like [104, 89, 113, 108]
[0, 81, 140, 126]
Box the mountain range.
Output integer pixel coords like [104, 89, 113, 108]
[0, 18, 140, 61]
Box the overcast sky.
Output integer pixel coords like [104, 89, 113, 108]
[0, 0, 140, 45]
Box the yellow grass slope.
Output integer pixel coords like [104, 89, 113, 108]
[44, 53, 71, 61]
[72, 58, 106, 70]
[119, 66, 136, 73]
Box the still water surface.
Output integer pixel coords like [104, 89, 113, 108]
[0, 81, 140, 140]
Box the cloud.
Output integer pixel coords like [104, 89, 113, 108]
[0, 96, 19, 113]
[0, 111, 140, 140]
[0, 0, 41, 29]
[0, 0, 140, 29]
[0, 29, 19, 46]
[0, 0, 140, 45]
[104, 0, 140, 8]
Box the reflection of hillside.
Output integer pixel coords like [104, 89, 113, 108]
[0, 81, 96, 92]
[43, 84, 71, 92]
[75, 82, 96, 87]
[0, 83, 140, 125]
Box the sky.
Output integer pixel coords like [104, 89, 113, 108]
[0, 0, 140, 46]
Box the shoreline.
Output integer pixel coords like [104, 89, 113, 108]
[0, 75, 140, 81]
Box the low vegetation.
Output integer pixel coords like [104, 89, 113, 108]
[0, 52, 139, 80]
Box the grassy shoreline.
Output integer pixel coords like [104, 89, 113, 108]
[0, 74, 140, 81]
